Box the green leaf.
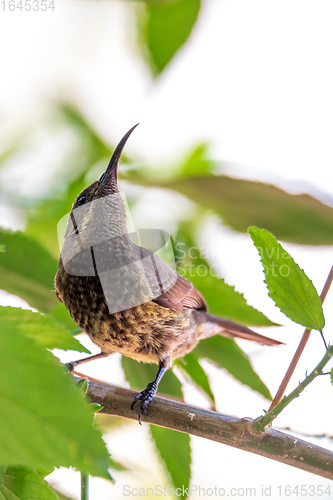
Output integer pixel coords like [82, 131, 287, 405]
[0, 307, 89, 353]
[75, 378, 88, 396]
[179, 143, 215, 178]
[26, 182, 82, 258]
[141, 0, 201, 75]
[57, 102, 112, 158]
[150, 426, 190, 498]
[194, 336, 272, 400]
[171, 176, 333, 246]
[175, 224, 276, 326]
[248, 226, 325, 331]
[0, 318, 111, 479]
[0, 466, 57, 500]
[331, 367, 333, 387]
[26, 172, 90, 259]
[90, 403, 103, 414]
[51, 488, 76, 500]
[49, 302, 78, 332]
[174, 353, 215, 406]
[36, 466, 55, 479]
[121, 356, 190, 491]
[127, 172, 333, 246]
[26, 102, 113, 257]
[0, 228, 58, 312]
[121, 357, 182, 399]
[184, 263, 275, 327]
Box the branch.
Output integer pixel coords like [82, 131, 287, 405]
[253, 345, 333, 431]
[268, 264, 333, 411]
[85, 379, 333, 481]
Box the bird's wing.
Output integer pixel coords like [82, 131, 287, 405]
[153, 272, 207, 312]
[133, 242, 207, 312]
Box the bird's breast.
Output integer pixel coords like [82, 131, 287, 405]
[55, 264, 198, 363]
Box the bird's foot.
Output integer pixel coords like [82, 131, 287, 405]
[131, 381, 158, 424]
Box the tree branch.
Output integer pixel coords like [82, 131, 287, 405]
[268, 264, 333, 411]
[253, 345, 333, 431]
[85, 379, 333, 481]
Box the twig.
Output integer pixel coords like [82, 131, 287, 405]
[81, 472, 89, 500]
[268, 265, 333, 412]
[84, 379, 333, 481]
[253, 346, 333, 432]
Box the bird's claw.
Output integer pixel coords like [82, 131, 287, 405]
[131, 381, 157, 424]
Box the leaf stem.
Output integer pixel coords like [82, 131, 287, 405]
[81, 473, 89, 500]
[268, 265, 333, 412]
[253, 345, 333, 432]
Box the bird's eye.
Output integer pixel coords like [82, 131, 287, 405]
[77, 195, 87, 206]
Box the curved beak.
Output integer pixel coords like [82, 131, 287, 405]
[99, 123, 139, 186]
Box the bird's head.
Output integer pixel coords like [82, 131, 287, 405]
[61, 123, 138, 261]
[72, 123, 138, 210]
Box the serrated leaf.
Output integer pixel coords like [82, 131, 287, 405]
[150, 426, 190, 498]
[140, 0, 201, 75]
[194, 336, 272, 400]
[0, 319, 111, 479]
[0, 307, 89, 353]
[175, 224, 276, 326]
[248, 226, 325, 330]
[0, 228, 58, 312]
[184, 265, 276, 327]
[0, 466, 57, 500]
[174, 353, 215, 406]
[37, 466, 54, 479]
[121, 357, 182, 399]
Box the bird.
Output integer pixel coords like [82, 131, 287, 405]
[55, 124, 281, 423]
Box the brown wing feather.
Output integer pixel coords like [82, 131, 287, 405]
[154, 273, 207, 312]
[135, 243, 207, 312]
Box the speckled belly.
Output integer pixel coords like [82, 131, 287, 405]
[55, 267, 200, 363]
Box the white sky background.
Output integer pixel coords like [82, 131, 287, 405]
[0, 0, 333, 498]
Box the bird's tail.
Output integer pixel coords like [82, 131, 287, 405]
[196, 312, 282, 346]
